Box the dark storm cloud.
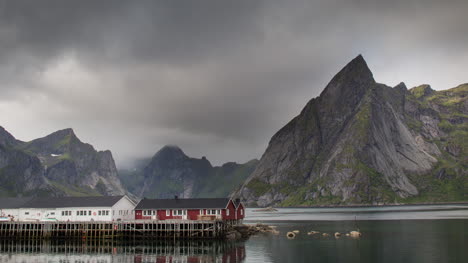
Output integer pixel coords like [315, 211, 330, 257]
[0, 0, 467, 167]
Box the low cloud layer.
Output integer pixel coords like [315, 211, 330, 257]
[0, 0, 467, 167]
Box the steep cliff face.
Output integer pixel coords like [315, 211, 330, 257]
[21, 128, 126, 196]
[0, 127, 126, 197]
[0, 128, 50, 197]
[236, 55, 467, 206]
[130, 145, 258, 198]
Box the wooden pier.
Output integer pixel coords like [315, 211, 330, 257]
[0, 220, 228, 240]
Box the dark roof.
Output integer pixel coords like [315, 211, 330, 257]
[233, 199, 242, 208]
[21, 196, 125, 208]
[135, 198, 231, 210]
[0, 197, 33, 209]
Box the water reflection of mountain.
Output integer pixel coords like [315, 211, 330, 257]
[0, 239, 246, 263]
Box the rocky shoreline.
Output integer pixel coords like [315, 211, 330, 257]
[225, 223, 279, 240]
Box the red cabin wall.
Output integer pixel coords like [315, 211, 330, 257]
[135, 209, 155, 220]
[157, 209, 169, 220]
[236, 203, 245, 220]
[188, 209, 200, 220]
[135, 210, 142, 220]
[135, 199, 240, 221]
[221, 200, 236, 220]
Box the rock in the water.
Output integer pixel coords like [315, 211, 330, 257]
[349, 231, 362, 238]
[286, 232, 296, 239]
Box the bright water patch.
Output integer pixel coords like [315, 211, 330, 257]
[245, 204, 468, 221]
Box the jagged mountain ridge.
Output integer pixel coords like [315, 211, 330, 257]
[0, 127, 126, 197]
[235, 55, 467, 207]
[120, 145, 258, 199]
[0, 127, 50, 197]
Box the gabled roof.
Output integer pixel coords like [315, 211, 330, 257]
[0, 197, 33, 209]
[233, 199, 243, 208]
[21, 196, 126, 208]
[135, 198, 231, 210]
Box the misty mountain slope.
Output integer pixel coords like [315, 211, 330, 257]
[0, 127, 51, 197]
[121, 145, 258, 199]
[20, 128, 126, 196]
[0, 127, 126, 197]
[235, 55, 467, 207]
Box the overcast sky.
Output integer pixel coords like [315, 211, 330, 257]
[0, 0, 467, 168]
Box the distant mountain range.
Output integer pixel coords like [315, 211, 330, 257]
[0, 126, 257, 199]
[118, 145, 258, 199]
[0, 127, 125, 197]
[234, 55, 467, 206]
[1, 55, 466, 206]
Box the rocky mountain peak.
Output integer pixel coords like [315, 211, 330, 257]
[47, 128, 78, 141]
[0, 126, 18, 147]
[235, 55, 467, 207]
[23, 128, 87, 156]
[319, 54, 374, 99]
[394, 82, 408, 90]
[410, 84, 434, 99]
[153, 145, 188, 161]
[315, 55, 376, 121]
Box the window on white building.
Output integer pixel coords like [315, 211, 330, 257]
[98, 211, 102, 216]
[106, 211, 109, 216]
[25, 212, 29, 215]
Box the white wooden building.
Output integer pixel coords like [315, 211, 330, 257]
[0, 197, 32, 221]
[1, 195, 136, 222]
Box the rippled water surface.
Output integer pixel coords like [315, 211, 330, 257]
[0, 204, 467, 263]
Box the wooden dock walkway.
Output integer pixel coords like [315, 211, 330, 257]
[0, 220, 228, 240]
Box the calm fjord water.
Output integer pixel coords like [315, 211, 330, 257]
[0, 205, 467, 263]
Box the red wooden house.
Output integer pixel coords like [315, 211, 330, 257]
[135, 197, 244, 224]
[234, 199, 245, 220]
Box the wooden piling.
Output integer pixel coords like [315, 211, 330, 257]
[0, 220, 226, 241]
